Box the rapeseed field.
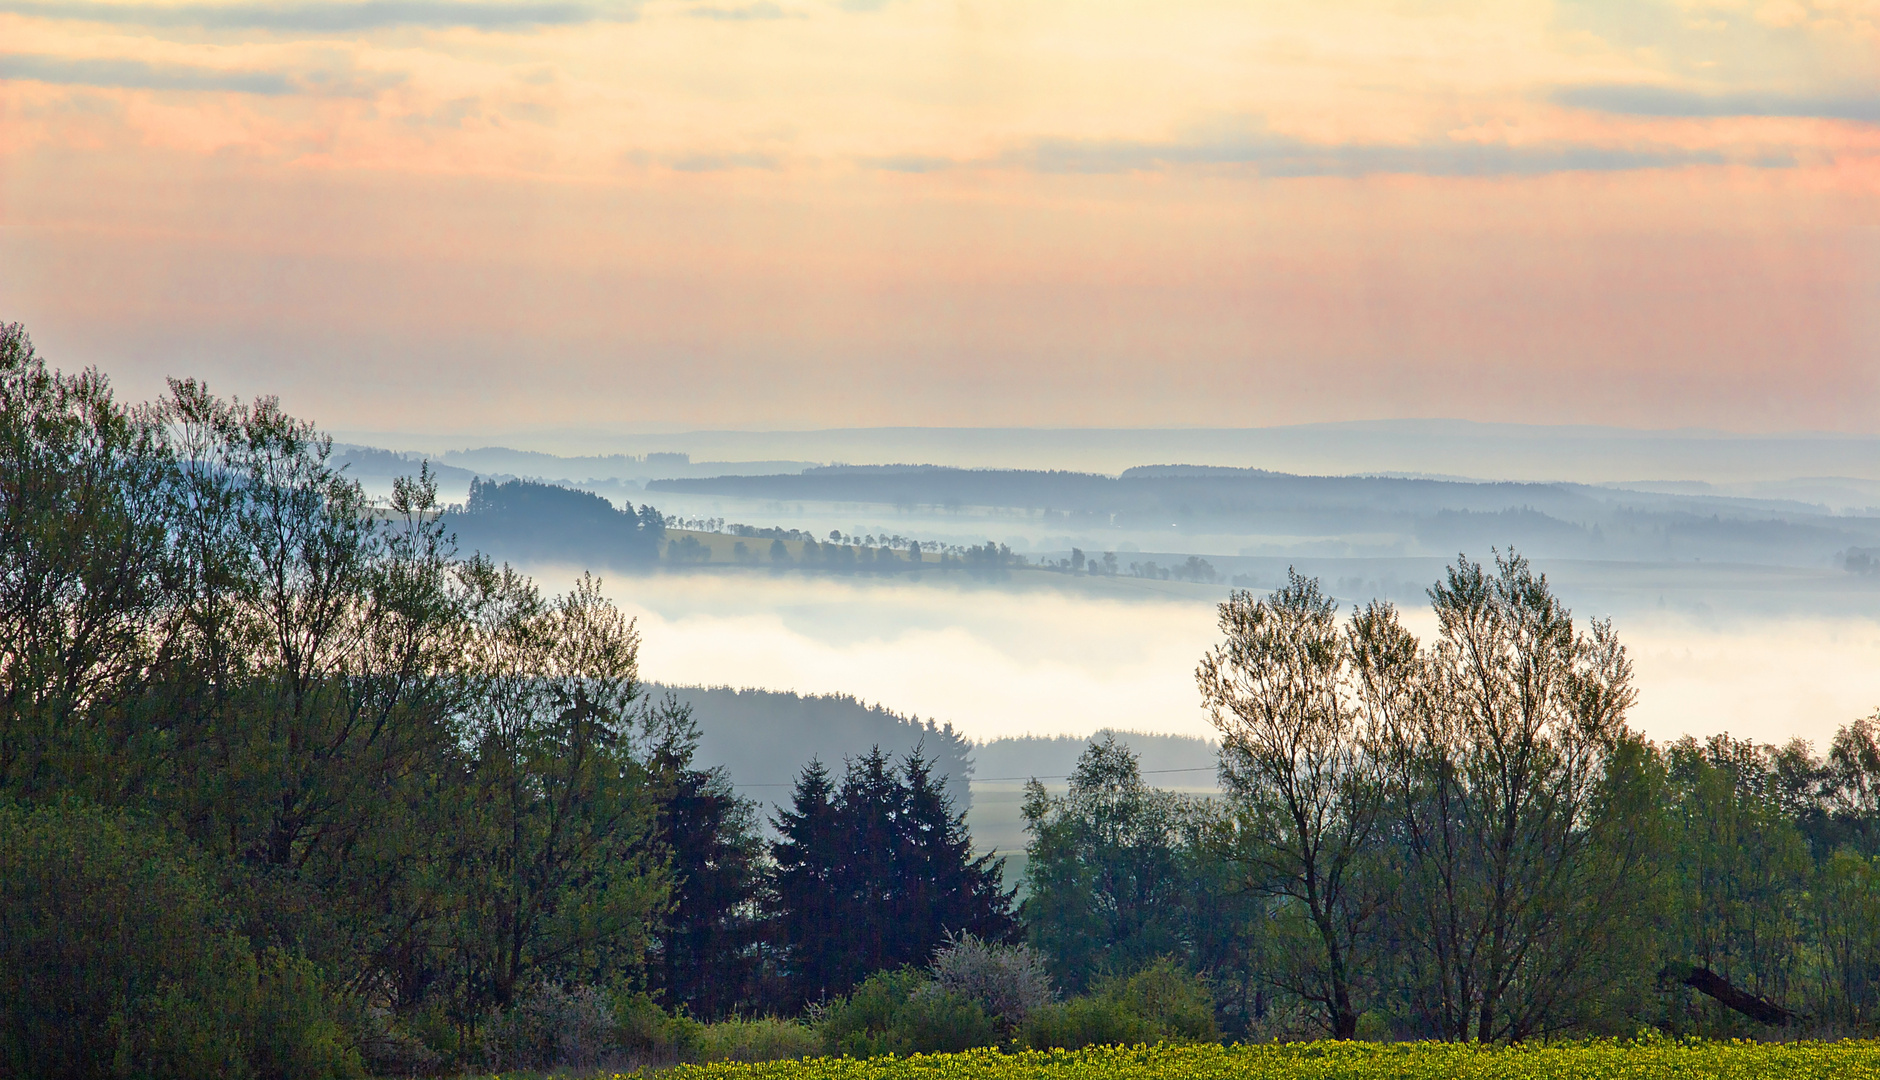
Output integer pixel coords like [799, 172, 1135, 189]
[639, 1039, 1880, 1080]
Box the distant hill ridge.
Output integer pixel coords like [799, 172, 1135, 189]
[662, 683, 1223, 811]
[646, 463, 1875, 566]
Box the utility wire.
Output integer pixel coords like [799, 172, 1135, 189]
[732, 765, 1218, 788]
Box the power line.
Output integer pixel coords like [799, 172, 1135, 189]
[971, 766, 1218, 783]
[732, 765, 1219, 789]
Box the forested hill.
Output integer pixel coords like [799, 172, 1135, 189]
[652, 685, 975, 811]
[649, 464, 1880, 566]
[447, 476, 665, 569]
[651, 462, 1821, 518]
[665, 686, 1223, 811]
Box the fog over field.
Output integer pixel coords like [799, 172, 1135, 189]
[502, 555, 1880, 752]
[355, 420, 1880, 757]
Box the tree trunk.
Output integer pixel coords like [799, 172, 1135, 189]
[1660, 963, 1798, 1026]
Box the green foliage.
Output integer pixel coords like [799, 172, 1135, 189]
[615, 990, 707, 1060]
[1661, 734, 1812, 1033]
[1098, 962, 1217, 1042]
[694, 1018, 824, 1063]
[0, 803, 360, 1080]
[811, 969, 1000, 1058]
[1021, 738, 1194, 993]
[1812, 850, 1880, 1029]
[0, 323, 173, 801]
[0, 333, 679, 1071]
[1197, 570, 1391, 1039]
[1020, 998, 1154, 1051]
[1020, 962, 1215, 1050]
[771, 749, 1014, 1009]
[643, 694, 767, 1020]
[450, 567, 666, 1010]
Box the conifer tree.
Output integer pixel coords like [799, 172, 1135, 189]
[643, 694, 763, 1019]
[769, 748, 1013, 1007]
[770, 759, 846, 1007]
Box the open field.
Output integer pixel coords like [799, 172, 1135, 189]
[490, 1040, 1880, 1080]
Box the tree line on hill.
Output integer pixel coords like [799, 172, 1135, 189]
[648, 463, 1880, 566]
[449, 475, 666, 567]
[449, 488, 1085, 583]
[9, 324, 1880, 1078]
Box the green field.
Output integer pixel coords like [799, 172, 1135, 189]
[635, 1041, 1880, 1080]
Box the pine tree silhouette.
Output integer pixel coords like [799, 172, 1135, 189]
[768, 747, 1016, 1007]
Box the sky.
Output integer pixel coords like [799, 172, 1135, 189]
[2, 0, 1878, 435]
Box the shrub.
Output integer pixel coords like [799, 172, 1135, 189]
[1019, 996, 1154, 1050]
[929, 933, 1056, 1030]
[1019, 960, 1216, 1050]
[694, 1017, 823, 1062]
[616, 990, 706, 1062]
[812, 968, 999, 1057]
[483, 981, 617, 1071]
[1100, 959, 1216, 1042]
[0, 803, 360, 1080]
[895, 985, 1003, 1054]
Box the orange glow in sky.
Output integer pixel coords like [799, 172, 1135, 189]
[2, 0, 1876, 433]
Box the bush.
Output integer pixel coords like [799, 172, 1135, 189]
[812, 969, 1000, 1057]
[1019, 960, 1216, 1050]
[929, 933, 1056, 1031]
[483, 981, 618, 1071]
[895, 985, 1003, 1054]
[1019, 996, 1154, 1050]
[615, 990, 706, 1061]
[694, 1017, 822, 1063]
[1100, 960, 1216, 1042]
[0, 803, 361, 1080]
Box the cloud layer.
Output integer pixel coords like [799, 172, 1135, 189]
[0, 0, 641, 31]
[1557, 84, 1880, 123]
[0, 52, 296, 92]
[1007, 130, 1750, 178]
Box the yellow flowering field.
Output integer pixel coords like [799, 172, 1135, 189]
[651, 1040, 1880, 1080]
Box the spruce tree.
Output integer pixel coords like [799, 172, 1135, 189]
[644, 695, 763, 1019]
[770, 759, 845, 1007]
[769, 748, 1014, 1007]
[898, 750, 1016, 954]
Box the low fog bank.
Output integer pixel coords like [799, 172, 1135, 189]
[486, 566, 1880, 762]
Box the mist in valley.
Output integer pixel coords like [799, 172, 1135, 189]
[345, 423, 1880, 786]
